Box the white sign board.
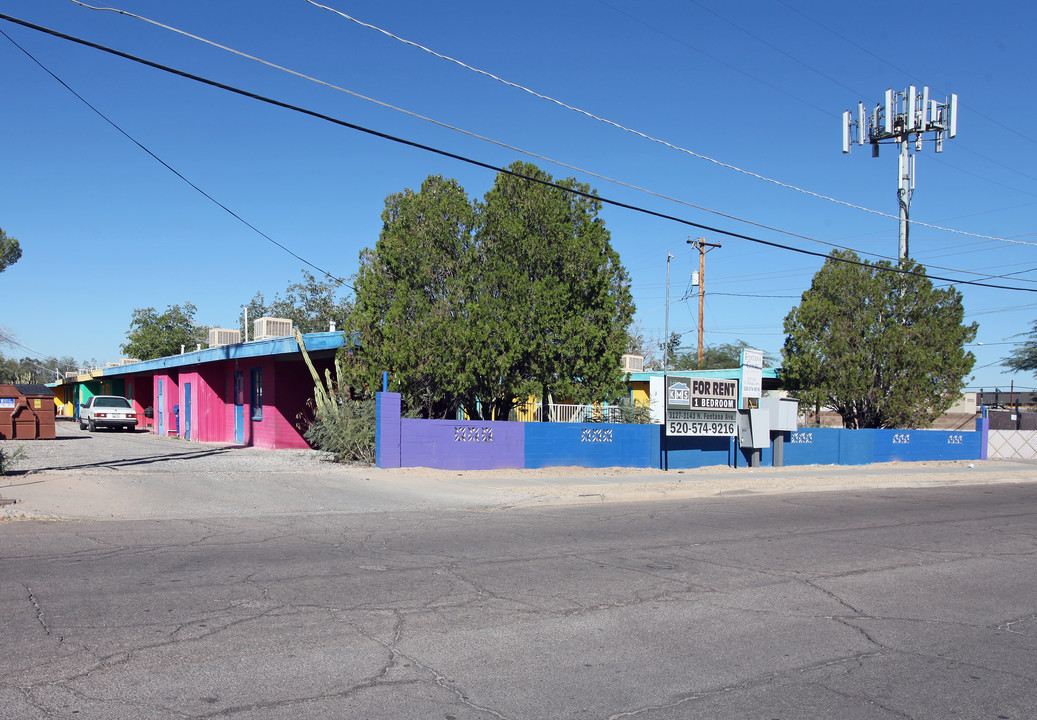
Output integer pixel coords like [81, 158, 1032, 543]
[666, 376, 737, 436]
[740, 348, 764, 400]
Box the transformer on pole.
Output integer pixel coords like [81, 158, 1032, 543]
[842, 86, 957, 260]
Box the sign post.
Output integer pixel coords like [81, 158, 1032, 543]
[739, 348, 764, 409]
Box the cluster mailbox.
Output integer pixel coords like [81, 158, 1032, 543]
[759, 396, 798, 432]
[739, 396, 799, 467]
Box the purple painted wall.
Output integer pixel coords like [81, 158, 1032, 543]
[399, 418, 525, 470]
[376, 393, 525, 470]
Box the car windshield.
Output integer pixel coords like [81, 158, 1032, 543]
[96, 397, 131, 408]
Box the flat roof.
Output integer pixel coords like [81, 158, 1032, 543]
[626, 367, 780, 382]
[50, 332, 346, 385]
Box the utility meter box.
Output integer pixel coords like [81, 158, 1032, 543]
[759, 396, 799, 432]
[736, 408, 771, 449]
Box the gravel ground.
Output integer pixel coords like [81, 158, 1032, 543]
[2, 418, 1036, 521]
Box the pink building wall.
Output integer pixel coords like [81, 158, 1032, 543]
[141, 359, 331, 449]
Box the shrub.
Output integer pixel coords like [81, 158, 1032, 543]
[303, 395, 375, 464]
[0, 445, 26, 475]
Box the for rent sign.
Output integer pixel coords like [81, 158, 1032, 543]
[665, 376, 737, 436]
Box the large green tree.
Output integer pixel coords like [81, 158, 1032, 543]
[478, 162, 634, 418]
[1003, 320, 1037, 375]
[122, 302, 208, 360]
[0, 227, 22, 274]
[242, 270, 352, 337]
[349, 174, 479, 418]
[349, 163, 635, 420]
[781, 250, 977, 429]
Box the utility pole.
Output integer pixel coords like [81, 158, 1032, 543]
[842, 86, 957, 260]
[688, 238, 721, 367]
[663, 253, 674, 374]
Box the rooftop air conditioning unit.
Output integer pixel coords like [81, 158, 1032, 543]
[207, 328, 242, 347]
[621, 354, 644, 372]
[253, 317, 292, 341]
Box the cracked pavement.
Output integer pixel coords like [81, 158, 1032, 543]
[2, 480, 1036, 719]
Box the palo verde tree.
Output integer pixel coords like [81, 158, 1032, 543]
[781, 250, 977, 429]
[122, 302, 209, 360]
[349, 163, 635, 420]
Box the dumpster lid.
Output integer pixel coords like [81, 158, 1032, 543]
[13, 384, 55, 396]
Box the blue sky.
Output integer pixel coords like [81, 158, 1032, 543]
[2, 0, 1035, 393]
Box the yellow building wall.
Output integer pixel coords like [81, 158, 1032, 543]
[628, 381, 650, 407]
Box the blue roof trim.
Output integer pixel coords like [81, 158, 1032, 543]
[626, 367, 780, 382]
[98, 332, 346, 376]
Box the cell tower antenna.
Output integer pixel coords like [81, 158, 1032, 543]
[841, 86, 958, 260]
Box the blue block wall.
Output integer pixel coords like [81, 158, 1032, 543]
[662, 433, 735, 469]
[781, 427, 983, 466]
[375, 393, 402, 468]
[525, 422, 657, 469]
[375, 392, 986, 471]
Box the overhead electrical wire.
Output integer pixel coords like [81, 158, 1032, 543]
[62, 0, 915, 267]
[592, 0, 834, 117]
[775, 0, 1037, 151]
[2, 12, 1035, 296]
[0, 25, 347, 286]
[300, 0, 1031, 247]
[684, 0, 1037, 198]
[57, 3, 1037, 287]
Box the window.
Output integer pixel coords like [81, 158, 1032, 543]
[250, 368, 263, 420]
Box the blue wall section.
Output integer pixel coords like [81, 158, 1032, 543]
[782, 429, 840, 466]
[871, 428, 981, 463]
[663, 434, 734, 469]
[376, 394, 986, 471]
[525, 423, 656, 468]
[781, 427, 982, 467]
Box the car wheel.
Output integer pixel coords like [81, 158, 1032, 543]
[88, 419, 96, 432]
[79, 420, 87, 430]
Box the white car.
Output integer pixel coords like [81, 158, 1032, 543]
[80, 395, 138, 432]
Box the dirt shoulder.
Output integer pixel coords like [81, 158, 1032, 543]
[2, 422, 1036, 521]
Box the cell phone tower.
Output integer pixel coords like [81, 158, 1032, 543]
[842, 86, 957, 260]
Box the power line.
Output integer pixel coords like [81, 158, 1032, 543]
[3, 13, 1036, 295]
[300, 1, 1030, 246]
[61, 0, 953, 265]
[592, 0, 834, 116]
[62, 2, 1037, 287]
[0, 27, 348, 287]
[58, 4, 1037, 284]
[775, 0, 1037, 151]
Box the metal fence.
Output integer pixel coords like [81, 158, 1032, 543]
[508, 403, 626, 423]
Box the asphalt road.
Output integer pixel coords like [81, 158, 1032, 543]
[3, 479, 1036, 719]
